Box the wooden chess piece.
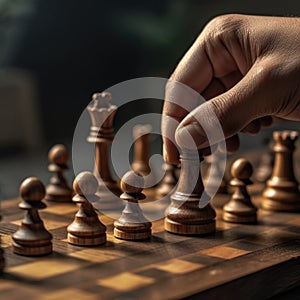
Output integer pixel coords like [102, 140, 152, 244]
[262, 131, 300, 211]
[254, 137, 274, 183]
[45, 144, 73, 202]
[205, 149, 228, 194]
[223, 158, 257, 223]
[131, 124, 155, 188]
[164, 150, 216, 235]
[156, 163, 179, 199]
[67, 172, 106, 246]
[12, 177, 52, 256]
[114, 171, 152, 240]
[87, 92, 123, 210]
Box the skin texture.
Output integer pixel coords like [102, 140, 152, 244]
[162, 14, 300, 164]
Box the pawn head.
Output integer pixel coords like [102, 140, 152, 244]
[231, 158, 253, 180]
[20, 177, 46, 201]
[120, 171, 144, 194]
[48, 144, 69, 165]
[73, 171, 98, 195]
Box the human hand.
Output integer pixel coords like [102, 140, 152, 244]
[162, 14, 300, 164]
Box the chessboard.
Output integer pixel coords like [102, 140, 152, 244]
[1, 182, 300, 300]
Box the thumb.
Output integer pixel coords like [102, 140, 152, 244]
[175, 62, 277, 150]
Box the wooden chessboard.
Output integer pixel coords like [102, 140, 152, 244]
[1, 183, 300, 300]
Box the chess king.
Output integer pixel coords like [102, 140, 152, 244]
[87, 92, 123, 210]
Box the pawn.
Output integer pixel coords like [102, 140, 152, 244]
[45, 144, 73, 202]
[223, 158, 257, 223]
[114, 171, 152, 240]
[67, 172, 106, 246]
[12, 177, 52, 256]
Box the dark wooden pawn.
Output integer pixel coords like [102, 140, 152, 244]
[12, 177, 52, 256]
[45, 144, 73, 202]
[114, 171, 151, 240]
[262, 131, 300, 211]
[223, 158, 257, 223]
[67, 172, 106, 246]
[156, 163, 179, 199]
[164, 150, 216, 235]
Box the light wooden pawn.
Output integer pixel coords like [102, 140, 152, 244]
[114, 171, 152, 240]
[67, 172, 106, 246]
[223, 158, 257, 223]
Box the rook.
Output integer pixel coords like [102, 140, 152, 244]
[262, 131, 300, 211]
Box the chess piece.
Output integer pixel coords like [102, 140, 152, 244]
[114, 171, 152, 240]
[87, 92, 123, 209]
[67, 172, 106, 246]
[156, 163, 179, 199]
[223, 158, 257, 223]
[254, 137, 274, 183]
[12, 177, 52, 256]
[164, 150, 216, 235]
[131, 124, 154, 187]
[262, 131, 300, 211]
[205, 149, 228, 194]
[45, 144, 73, 202]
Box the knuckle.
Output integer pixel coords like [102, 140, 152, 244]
[203, 14, 246, 40]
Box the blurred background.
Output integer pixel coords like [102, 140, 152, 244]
[1, 0, 300, 198]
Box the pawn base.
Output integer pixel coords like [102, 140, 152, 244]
[222, 211, 257, 224]
[114, 228, 151, 240]
[114, 220, 152, 240]
[67, 233, 106, 246]
[12, 241, 52, 256]
[164, 218, 215, 235]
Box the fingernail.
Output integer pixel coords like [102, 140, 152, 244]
[175, 123, 209, 150]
